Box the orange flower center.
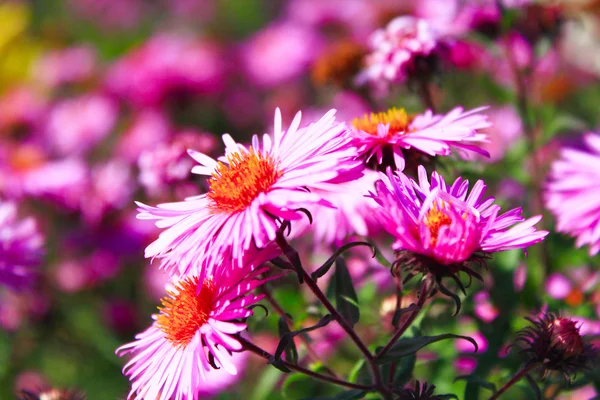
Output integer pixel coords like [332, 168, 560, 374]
[157, 277, 217, 348]
[311, 41, 365, 87]
[565, 288, 584, 307]
[352, 108, 412, 139]
[424, 203, 452, 246]
[207, 148, 281, 213]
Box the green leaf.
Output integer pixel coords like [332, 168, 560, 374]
[375, 334, 478, 364]
[392, 354, 416, 389]
[311, 241, 375, 281]
[307, 389, 367, 400]
[333, 257, 360, 327]
[454, 376, 496, 393]
[347, 359, 367, 384]
[283, 373, 311, 399]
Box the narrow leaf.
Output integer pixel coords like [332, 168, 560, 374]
[376, 334, 478, 364]
[392, 304, 417, 328]
[312, 241, 375, 281]
[333, 257, 360, 327]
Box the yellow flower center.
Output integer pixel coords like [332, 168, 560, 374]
[424, 203, 452, 246]
[157, 277, 217, 348]
[352, 108, 412, 139]
[207, 148, 281, 213]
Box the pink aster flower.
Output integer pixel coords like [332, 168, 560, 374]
[357, 16, 439, 90]
[545, 266, 598, 307]
[371, 166, 548, 267]
[137, 108, 362, 278]
[350, 106, 491, 168]
[117, 245, 280, 400]
[35, 46, 97, 87]
[0, 202, 44, 291]
[545, 133, 600, 255]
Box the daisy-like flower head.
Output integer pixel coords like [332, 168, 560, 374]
[138, 108, 363, 278]
[117, 244, 281, 400]
[370, 166, 547, 301]
[350, 106, 491, 170]
[545, 133, 600, 256]
[357, 16, 440, 90]
[514, 313, 597, 382]
[0, 201, 44, 291]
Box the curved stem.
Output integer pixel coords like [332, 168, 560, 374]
[260, 285, 338, 378]
[489, 362, 538, 400]
[376, 280, 430, 359]
[275, 231, 392, 399]
[239, 336, 373, 392]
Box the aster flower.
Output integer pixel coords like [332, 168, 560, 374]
[545, 133, 600, 256]
[370, 166, 547, 302]
[0, 202, 44, 291]
[350, 106, 491, 170]
[117, 245, 281, 400]
[546, 266, 598, 307]
[357, 16, 440, 90]
[137, 108, 362, 278]
[514, 313, 597, 382]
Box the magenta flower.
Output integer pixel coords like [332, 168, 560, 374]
[35, 46, 97, 87]
[137, 108, 363, 278]
[351, 106, 491, 169]
[106, 34, 224, 107]
[545, 266, 598, 307]
[357, 16, 439, 90]
[117, 245, 280, 400]
[371, 166, 548, 267]
[0, 202, 44, 291]
[545, 133, 600, 255]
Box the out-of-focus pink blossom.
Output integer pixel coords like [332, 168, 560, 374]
[168, 0, 215, 20]
[103, 299, 139, 335]
[241, 22, 323, 88]
[545, 133, 600, 255]
[514, 263, 527, 292]
[473, 291, 499, 323]
[456, 329, 488, 353]
[357, 16, 439, 90]
[35, 46, 97, 87]
[196, 351, 249, 397]
[45, 94, 117, 156]
[0, 88, 46, 134]
[557, 385, 597, 400]
[106, 34, 224, 107]
[445, 39, 489, 70]
[546, 266, 598, 307]
[14, 371, 48, 395]
[455, 356, 477, 375]
[117, 110, 171, 163]
[478, 105, 523, 163]
[138, 131, 218, 197]
[54, 250, 120, 293]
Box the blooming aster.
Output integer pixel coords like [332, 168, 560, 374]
[138, 108, 362, 278]
[544, 133, 600, 255]
[117, 245, 280, 400]
[0, 202, 44, 291]
[371, 166, 547, 273]
[357, 16, 440, 90]
[351, 106, 491, 169]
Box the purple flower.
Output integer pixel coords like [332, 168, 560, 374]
[44, 94, 117, 156]
[0, 202, 43, 291]
[106, 34, 224, 107]
[545, 133, 600, 255]
[241, 21, 323, 88]
[545, 266, 598, 307]
[357, 16, 440, 90]
[35, 46, 97, 87]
